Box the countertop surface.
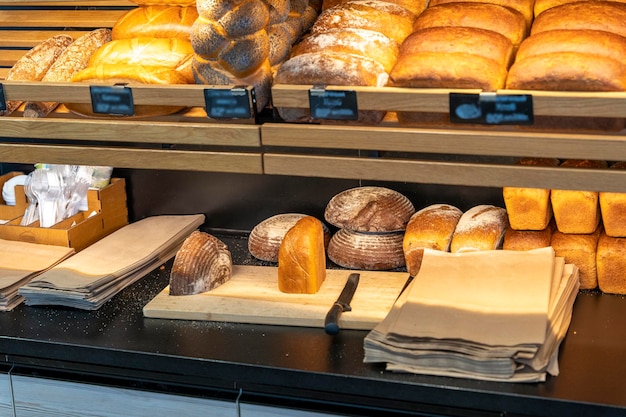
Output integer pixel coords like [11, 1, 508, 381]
[0, 233, 625, 417]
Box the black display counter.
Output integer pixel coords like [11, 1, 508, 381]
[0, 233, 625, 417]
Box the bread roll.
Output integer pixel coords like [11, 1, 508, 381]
[0, 34, 74, 116]
[534, 0, 626, 17]
[502, 158, 560, 231]
[502, 223, 554, 251]
[599, 161, 626, 237]
[277, 216, 327, 294]
[506, 52, 626, 91]
[413, 3, 527, 47]
[551, 159, 608, 234]
[112, 5, 199, 40]
[551, 226, 601, 290]
[450, 205, 508, 253]
[403, 204, 462, 276]
[429, 0, 534, 28]
[531, 1, 626, 38]
[327, 228, 405, 270]
[324, 186, 415, 233]
[169, 231, 232, 295]
[596, 231, 626, 294]
[23, 29, 112, 118]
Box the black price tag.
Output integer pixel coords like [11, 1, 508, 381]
[0, 84, 6, 112]
[450, 93, 533, 125]
[90, 85, 134, 116]
[204, 87, 253, 119]
[309, 88, 358, 120]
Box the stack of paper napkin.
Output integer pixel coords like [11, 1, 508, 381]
[19, 214, 205, 310]
[364, 247, 579, 382]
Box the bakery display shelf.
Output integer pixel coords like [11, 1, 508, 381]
[272, 84, 626, 117]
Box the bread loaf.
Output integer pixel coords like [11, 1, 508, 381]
[502, 223, 554, 251]
[599, 161, 626, 237]
[412, 3, 527, 48]
[596, 231, 626, 294]
[248, 213, 330, 262]
[531, 1, 626, 37]
[502, 157, 560, 231]
[534, 0, 626, 17]
[277, 216, 327, 294]
[506, 52, 626, 91]
[0, 34, 74, 116]
[324, 186, 415, 233]
[403, 204, 462, 276]
[131, 0, 196, 6]
[169, 231, 232, 295]
[112, 5, 198, 40]
[327, 228, 405, 270]
[23, 29, 112, 119]
[551, 159, 608, 234]
[450, 205, 508, 253]
[429, 0, 534, 28]
[551, 226, 601, 290]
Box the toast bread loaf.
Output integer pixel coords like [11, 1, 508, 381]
[551, 226, 601, 290]
[429, 0, 534, 28]
[596, 231, 626, 294]
[502, 223, 554, 251]
[551, 159, 607, 234]
[502, 157, 560, 231]
[403, 203, 462, 276]
[450, 205, 508, 253]
[599, 161, 626, 237]
[277, 216, 327, 293]
[531, 1, 626, 38]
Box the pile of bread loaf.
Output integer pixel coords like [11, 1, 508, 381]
[503, 158, 626, 295]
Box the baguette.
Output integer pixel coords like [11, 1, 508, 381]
[1, 34, 73, 116]
[23, 29, 112, 118]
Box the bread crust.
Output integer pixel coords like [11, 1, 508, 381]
[597, 231, 626, 294]
[531, 1, 626, 38]
[112, 5, 198, 40]
[551, 226, 601, 290]
[450, 205, 508, 253]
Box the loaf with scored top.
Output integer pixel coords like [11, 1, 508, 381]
[450, 205, 508, 253]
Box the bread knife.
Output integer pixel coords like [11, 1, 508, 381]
[324, 273, 360, 335]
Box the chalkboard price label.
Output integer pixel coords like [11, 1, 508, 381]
[309, 88, 358, 120]
[90, 85, 134, 116]
[204, 87, 253, 119]
[0, 84, 6, 112]
[450, 93, 533, 125]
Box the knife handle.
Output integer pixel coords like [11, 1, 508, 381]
[324, 302, 343, 335]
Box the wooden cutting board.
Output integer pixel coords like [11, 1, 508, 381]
[143, 265, 409, 330]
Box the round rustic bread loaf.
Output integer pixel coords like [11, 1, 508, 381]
[327, 228, 405, 270]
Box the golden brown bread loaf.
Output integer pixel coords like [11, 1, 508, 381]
[112, 5, 199, 40]
[131, 0, 196, 5]
[502, 223, 554, 251]
[506, 52, 626, 91]
[502, 157, 560, 231]
[169, 231, 232, 295]
[324, 186, 415, 233]
[599, 161, 626, 238]
[327, 228, 405, 270]
[596, 231, 626, 294]
[551, 159, 608, 234]
[551, 226, 601, 290]
[534, 0, 626, 17]
[429, 0, 534, 28]
[450, 205, 508, 253]
[403, 203, 462, 276]
[23, 29, 112, 119]
[531, 1, 626, 37]
[0, 34, 74, 116]
[514, 29, 626, 64]
[277, 216, 327, 294]
[413, 2, 527, 48]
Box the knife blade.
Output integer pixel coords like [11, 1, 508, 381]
[324, 272, 360, 335]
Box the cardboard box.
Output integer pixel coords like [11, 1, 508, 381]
[0, 172, 27, 222]
[0, 178, 128, 252]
